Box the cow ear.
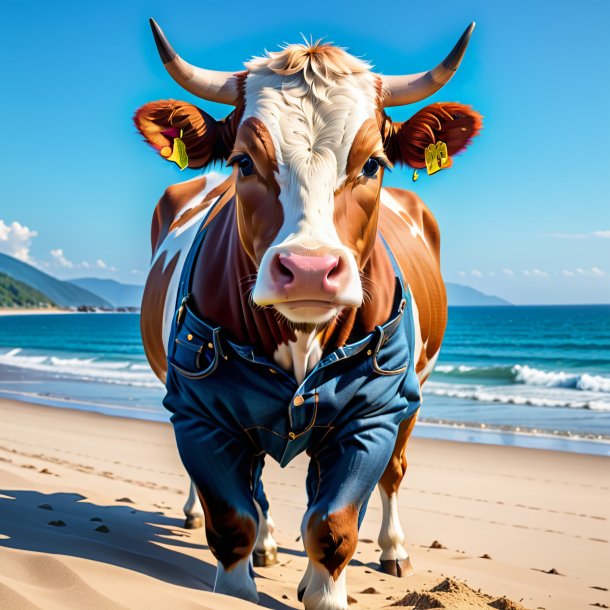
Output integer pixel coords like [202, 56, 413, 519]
[388, 102, 482, 168]
[134, 100, 229, 169]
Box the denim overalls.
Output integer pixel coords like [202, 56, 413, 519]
[163, 212, 422, 530]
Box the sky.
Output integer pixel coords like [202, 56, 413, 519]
[0, 0, 608, 304]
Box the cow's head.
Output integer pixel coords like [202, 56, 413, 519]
[136, 20, 482, 326]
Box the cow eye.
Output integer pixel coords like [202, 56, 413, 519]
[236, 155, 255, 177]
[362, 157, 380, 178]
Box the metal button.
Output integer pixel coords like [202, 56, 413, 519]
[293, 395, 304, 407]
[187, 333, 193, 341]
[269, 368, 278, 374]
[288, 432, 296, 440]
[367, 349, 372, 356]
[207, 342, 213, 349]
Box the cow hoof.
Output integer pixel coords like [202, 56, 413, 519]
[253, 548, 278, 567]
[379, 557, 414, 577]
[183, 515, 203, 529]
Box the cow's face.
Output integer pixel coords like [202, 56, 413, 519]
[136, 21, 482, 326]
[230, 48, 387, 325]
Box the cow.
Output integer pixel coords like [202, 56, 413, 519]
[136, 19, 481, 610]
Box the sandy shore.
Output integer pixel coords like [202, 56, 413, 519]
[0, 399, 607, 610]
[0, 308, 70, 316]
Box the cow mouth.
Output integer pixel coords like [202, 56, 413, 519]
[273, 300, 343, 326]
[283, 299, 339, 310]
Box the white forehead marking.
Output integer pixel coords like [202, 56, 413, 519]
[241, 46, 379, 247]
[242, 48, 378, 188]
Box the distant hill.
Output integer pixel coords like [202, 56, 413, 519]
[446, 283, 511, 306]
[0, 254, 112, 308]
[70, 278, 144, 308]
[0, 272, 56, 308]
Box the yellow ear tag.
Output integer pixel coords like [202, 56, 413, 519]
[167, 129, 189, 170]
[425, 141, 452, 175]
[412, 169, 419, 182]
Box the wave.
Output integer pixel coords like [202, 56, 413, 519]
[433, 363, 610, 394]
[425, 381, 610, 411]
[0, 348, 163, 389]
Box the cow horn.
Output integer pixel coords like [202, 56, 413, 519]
[381, 23, 475, 107]
[149, 19, 239, 106]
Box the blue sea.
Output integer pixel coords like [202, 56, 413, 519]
[0, 306, 609, 455]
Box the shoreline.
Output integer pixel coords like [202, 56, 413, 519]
[2, 388, 610, 456]
[0, 397, 607, 610]
[0, 309, 140, 316]
[0, 307, 71, 316]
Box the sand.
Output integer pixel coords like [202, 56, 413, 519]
[0, 308, 69, 316]
[0, 398, 607, 610]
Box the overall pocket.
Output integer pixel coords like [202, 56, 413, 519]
[371, 324, 409, 376]
[169, 323, 220, 380]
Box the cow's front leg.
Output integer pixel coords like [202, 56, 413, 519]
[185, 475, 278, 567]
[377, 413, 418, 577]
[253, 495, 278, 567]
[172, 415, 261, 603]
[299, 422, 397, 610]
[183, 480, 204, 529]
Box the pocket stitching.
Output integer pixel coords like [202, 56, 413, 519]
[372, 326, 408, 376]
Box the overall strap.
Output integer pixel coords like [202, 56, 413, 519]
[174, 196, 224, 318]
[378, 233, 407, 297]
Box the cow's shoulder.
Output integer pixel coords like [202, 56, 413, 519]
[150, 173, 234, 256]
[380, 187, 441, 263]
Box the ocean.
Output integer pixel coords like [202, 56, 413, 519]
[0, 306, 609, 455]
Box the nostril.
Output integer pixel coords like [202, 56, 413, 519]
[276, 254, 295, 285]
[326, 256, 343, 281]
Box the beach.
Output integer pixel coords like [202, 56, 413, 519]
[0, 308, 70, 316]
[0, 398, 607, 610]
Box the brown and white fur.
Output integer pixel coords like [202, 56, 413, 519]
[137, 22, 481, 610]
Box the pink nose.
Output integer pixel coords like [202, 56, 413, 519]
[272, 252, 346, 298]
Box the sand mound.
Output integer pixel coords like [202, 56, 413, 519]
[392, 578, 528, 609]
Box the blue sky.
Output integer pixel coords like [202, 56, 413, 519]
[0, 0, 608, 304]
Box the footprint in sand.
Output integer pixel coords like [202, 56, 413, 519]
[531, 567, 563, 576]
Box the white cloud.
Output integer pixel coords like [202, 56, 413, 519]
[502, 268, 514, 276]
[0, 220, 38, 263]
[50, 248, 74, 268]
[47, 250, 117, 274]
[470, 269, 482, 277]
[96, 259, 117, 273]
[544, 230, 610, 240]
[523, 269, 549, 278]
[566, 267, 605, 277]
[458, 270, 466, 277]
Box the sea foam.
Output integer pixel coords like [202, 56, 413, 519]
[433, 363, 610, 394]
[0, 348, 162, 388]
